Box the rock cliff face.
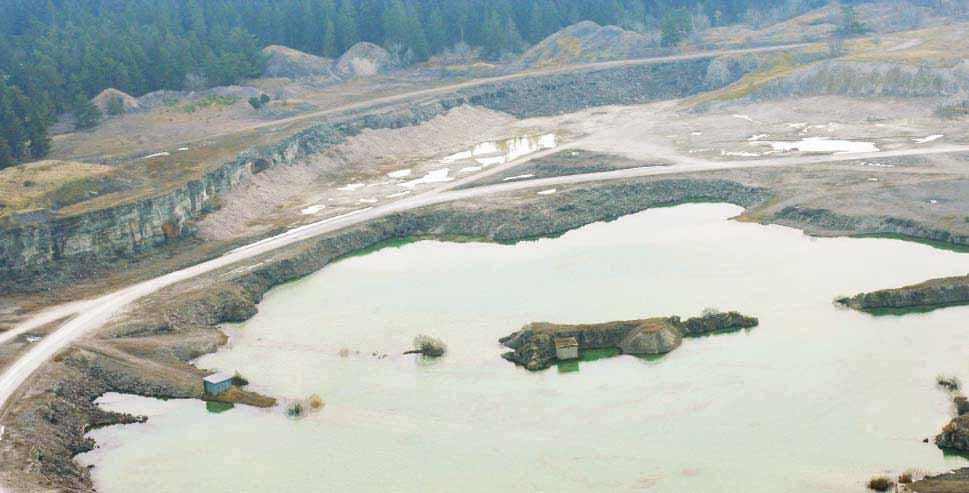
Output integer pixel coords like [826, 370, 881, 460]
[775, 206, 969, 247]
[499, 311, 758, 370]
[0, 53, 773, 293]
[938, 410, 969, 451]
[0, 101, 463, 292]
[452, 57, 743, 118]
[838, 275, 969, 311]
[2, 177, 769, 492]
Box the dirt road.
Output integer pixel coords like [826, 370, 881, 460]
[106, 42, 815, 161]
[3, 142, 969, 437]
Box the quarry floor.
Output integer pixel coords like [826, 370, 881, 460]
[4, 91, 969, 336]
[2, 85, 969, 493]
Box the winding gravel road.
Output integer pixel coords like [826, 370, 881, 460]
[3, 142, 969, 427]
[108, 41, 815, 162]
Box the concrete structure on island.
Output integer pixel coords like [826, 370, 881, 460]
[203, 373, 233, 394]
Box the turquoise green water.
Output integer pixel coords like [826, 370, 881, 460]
[79, 203, 969, 492]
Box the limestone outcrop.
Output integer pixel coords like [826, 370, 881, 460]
[838, 274, 969, 311]
[938, 413, 969, 451]
[334, 42, 397, 79]
[499, 311, 758, 371]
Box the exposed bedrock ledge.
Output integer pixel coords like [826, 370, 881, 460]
[1, 177, 768, 492]
[0, 102, 463, 293]
[838, 274, 969, 312]
[774, 206, 969, 248]
[449, 56, 753, 118]
[499, 311, 759, 371]
[0, 53, 774, 293]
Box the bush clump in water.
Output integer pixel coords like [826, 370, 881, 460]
[866, 476, 894, 491]
[286, 394, 325, 418]
[937, 374, 961, 392]
[308, 394, 324, 410]
[286, 401, 304, 418]
[405, 334, 446, 357]
[898, 470, 913, 484]
[231, 371, 249, 386]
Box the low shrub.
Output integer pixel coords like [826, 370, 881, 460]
[231, 371, 249, 386]
[248, 93, 271, 109]
[898, 471, 913, 484]
[412, 334, 446, 357]
[308, 394, 324, 410]
[867, 476, 893, 491]
[286, 402, 304, 418]
[937, 374, 961, 392]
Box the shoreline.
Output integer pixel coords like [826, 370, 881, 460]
[2, 175, 969, 491]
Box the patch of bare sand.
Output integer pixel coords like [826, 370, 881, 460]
[519, 96, 965, 167]
[199, 105, 515, 240]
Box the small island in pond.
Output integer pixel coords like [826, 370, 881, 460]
[499, 310, 759, 371]
[837, 274, 969, 312]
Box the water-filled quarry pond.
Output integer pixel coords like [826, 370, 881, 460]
[78, 203, 969, 492]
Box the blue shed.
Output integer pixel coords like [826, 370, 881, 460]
[203, 373, 233, 394]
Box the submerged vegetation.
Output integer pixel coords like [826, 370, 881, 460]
[286, 394, 326, 418]
[406, 334, 447, 357]
[866, 476, 894, 491]
[937, 374, 962, 392]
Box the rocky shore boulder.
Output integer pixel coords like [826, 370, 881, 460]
[680, 310, 759, 336]
[839, 274, 969, 311]
[937, 414, 969, 451]
[334, 42, 397, 79]
[500, 332, 557, 371]
[618, 322, 682, 354]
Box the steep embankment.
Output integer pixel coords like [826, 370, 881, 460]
[0, 52, 770, 293]
[838, 274, 969, 311]
[775, 206, 969, 247]
[0, 176, 769, 491]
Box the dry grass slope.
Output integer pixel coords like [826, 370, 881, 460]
[0, 160, 118, 215]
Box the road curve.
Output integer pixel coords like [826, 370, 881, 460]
[3, 143, 969, 426]
[88, 42, 815, 162]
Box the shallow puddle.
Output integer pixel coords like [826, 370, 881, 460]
[442, 133, 556, 166]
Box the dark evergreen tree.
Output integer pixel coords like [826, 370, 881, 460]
[71, 94, 101, 130]
[0, 0, 824, 167]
